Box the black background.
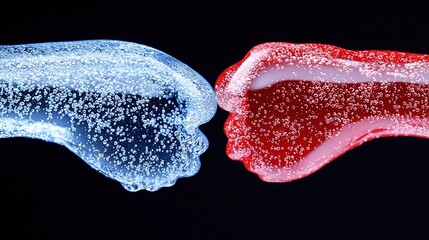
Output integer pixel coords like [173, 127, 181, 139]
[1, 1, 429, 239]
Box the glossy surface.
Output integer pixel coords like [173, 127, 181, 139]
[216, 42, 429, 182]
[0, 40, 216, 191]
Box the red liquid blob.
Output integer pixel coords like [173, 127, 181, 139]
[216, 42, 429, 182]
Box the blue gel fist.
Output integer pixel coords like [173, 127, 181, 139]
[0, 40, 216, 191]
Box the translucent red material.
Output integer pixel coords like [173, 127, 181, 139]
[215, 42, 429, 182]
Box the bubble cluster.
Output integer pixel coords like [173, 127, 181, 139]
[216, 42, 429, 182]
[0, 40, 216, 191]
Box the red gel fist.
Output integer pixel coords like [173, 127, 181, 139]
[215, 42, 429, 182]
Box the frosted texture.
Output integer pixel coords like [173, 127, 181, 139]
[0, 40, 216, 191]
[216, 42, 429, 182]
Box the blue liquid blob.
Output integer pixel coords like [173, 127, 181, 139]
[0, 40, 216, 191]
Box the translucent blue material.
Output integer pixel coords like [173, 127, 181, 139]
[0, 40, 216, 191]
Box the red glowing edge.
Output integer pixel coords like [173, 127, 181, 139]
[216, 42, 429, 182]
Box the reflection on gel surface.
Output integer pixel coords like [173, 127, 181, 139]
[0, 40, 216, 192]
[216, 42, 429, 183]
